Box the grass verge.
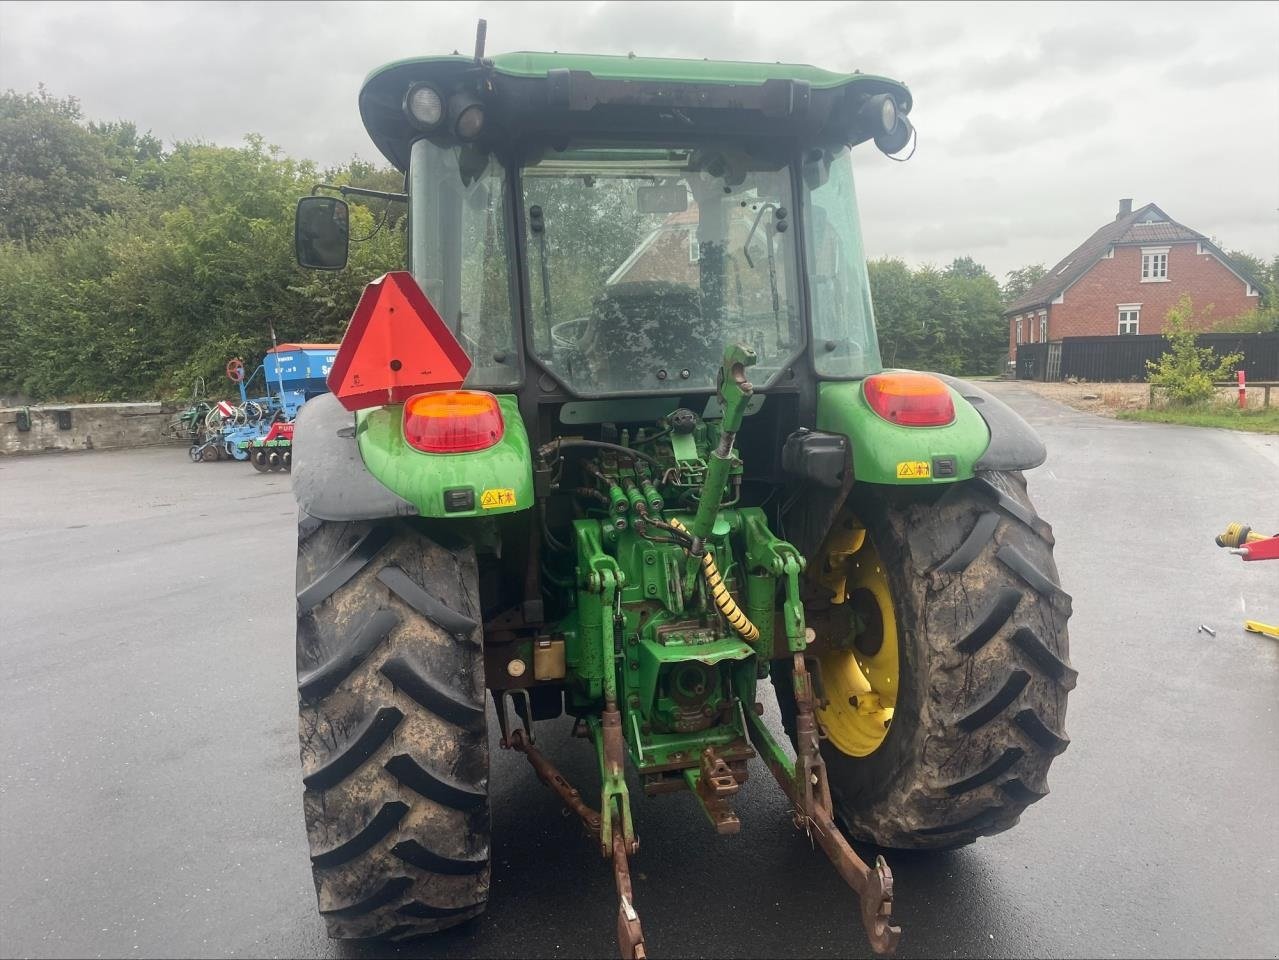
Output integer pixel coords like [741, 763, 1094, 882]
[1117, 404, 1279, 434]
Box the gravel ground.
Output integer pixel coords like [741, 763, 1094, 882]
[999, 379, 1271, 416]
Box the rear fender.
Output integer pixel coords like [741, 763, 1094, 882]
[934, 375, 1046, 472]
[355, 394, 534, 518]
[291, 392, 418, 521]
[815, 376, 1044, 486]
[292, 393, 534, 521]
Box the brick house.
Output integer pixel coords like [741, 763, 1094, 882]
[1004, 199, 1262, 359]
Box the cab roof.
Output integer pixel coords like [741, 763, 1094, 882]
[358, 50, 912, 170]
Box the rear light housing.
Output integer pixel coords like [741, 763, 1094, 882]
[863, 373, 956, 427]
[403, 390, 504, 453]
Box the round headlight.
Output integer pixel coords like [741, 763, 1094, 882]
[455, 103, 485, 141]
[880, 97, 897, 133]
[405, 84, 443, 129]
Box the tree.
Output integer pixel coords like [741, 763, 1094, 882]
[1146, 296, 1243, 405]
[868, 257, 1007, 375]
[0, 105, 406, 402]
[1002, 263, 1047, 304]
[0, 87, 109, 245]
[867, 258, 922, 369]
[943, 258, 1006, 374]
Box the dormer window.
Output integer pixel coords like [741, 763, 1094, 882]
[1141, 247, 1169, 282]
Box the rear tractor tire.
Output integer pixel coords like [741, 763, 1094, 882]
[778, 470, 1074, 850]
[294, 515, 490, 939]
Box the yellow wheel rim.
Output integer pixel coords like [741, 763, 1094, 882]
[816, 532, 900, 758]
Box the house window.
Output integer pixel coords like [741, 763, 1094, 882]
[1141, 247, 1169, 282]
[1039, 311, 1048, 342]
[688, 228, 700, 264]
[1118, 305, 1140, 335]
[1015, 316, 1024, 345]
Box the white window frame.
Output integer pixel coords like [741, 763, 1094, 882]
[1038, 310, 1048, 342]
[1141, 246, 1169, 282]
[688, 228, 700, 263]
[1015, 316, 1024, 345]
[1117, 304, 1141, 335]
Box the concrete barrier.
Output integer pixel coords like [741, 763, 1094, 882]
[0, 403, 174, 455]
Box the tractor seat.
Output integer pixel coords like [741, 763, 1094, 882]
[575, 281, 717, 390]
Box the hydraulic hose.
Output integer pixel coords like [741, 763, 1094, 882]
[667, 517, 759, 643]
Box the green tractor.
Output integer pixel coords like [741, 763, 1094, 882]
[290, 24, 1073, 957]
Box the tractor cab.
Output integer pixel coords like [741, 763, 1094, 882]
[300, 48, 913, 405]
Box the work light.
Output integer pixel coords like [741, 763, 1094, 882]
[449, 91, 485, 140]
[880, 96, 897, 134]
[404, 84, 444, 130]
[858, 93, 898, 136]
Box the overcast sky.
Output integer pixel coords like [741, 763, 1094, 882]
[2, 0, 1277, 279]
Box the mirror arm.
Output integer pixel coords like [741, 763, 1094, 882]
[310, 182, 408, 203]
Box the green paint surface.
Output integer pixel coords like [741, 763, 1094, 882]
[355, 394, 533, 517]
[365, 50, 903, 92]
[816, 380, 990, 485]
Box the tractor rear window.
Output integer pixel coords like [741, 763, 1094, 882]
[521, 146, 802, 396]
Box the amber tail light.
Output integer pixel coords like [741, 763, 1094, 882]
[862, 373, 956, 427]
[403, 390, 504, 453]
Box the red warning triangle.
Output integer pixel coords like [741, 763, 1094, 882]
[327, 271, 472, 411]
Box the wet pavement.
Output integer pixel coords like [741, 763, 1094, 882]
[1, 385, 1276, 959]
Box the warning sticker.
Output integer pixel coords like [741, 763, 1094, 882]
[480, 488, 517, 510]
[895, 460, 931, 480]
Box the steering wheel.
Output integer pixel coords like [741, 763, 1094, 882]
[226, 358, 246, 383]
[550, 317, 590, 351]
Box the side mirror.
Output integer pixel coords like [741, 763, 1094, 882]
[295, 196, 349, 270]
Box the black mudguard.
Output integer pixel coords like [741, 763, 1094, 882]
[936, 375, 1047, 472]
[291, 393, 418, 521]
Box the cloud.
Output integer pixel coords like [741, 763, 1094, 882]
[1, 0, 1276, 277]
[1162, 56, 1276, 87]
[947, 96, 1115, 156]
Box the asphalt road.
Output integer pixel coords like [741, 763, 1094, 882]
[2, 385, 1277, 960]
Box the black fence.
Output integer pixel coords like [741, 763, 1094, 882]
[1016, 333, 1279, 382]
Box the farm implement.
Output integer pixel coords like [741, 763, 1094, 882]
[187, 343, 337, 469]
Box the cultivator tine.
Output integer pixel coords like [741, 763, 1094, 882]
[612, 812, 647, 959]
